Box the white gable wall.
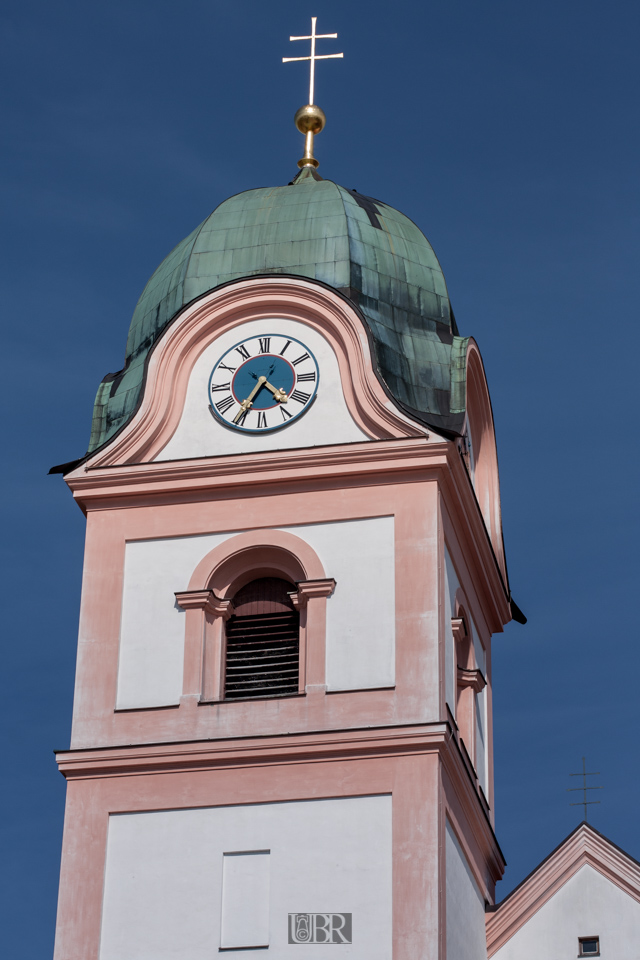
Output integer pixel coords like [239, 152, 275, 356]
[155, 318, 369, 461]
[492, 864, 640, 960]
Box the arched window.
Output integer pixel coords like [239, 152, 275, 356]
[224, 577, 300, 700]
[175, 531, 335, 704]
[452, 611, 486, 771]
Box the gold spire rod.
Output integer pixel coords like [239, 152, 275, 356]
[283, 16, 343, 169]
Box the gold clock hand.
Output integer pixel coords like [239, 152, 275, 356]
[263, 380, 288, 403]
[233, 376, 266, 423]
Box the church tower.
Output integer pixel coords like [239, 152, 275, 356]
[52, 23, 519, 959]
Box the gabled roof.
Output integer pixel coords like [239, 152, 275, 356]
[486, 822, 640, 956]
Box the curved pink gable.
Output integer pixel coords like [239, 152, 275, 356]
[465, 339, 506, 580]
[85, 277, 426, 468]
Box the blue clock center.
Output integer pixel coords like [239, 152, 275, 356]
[231, 355, 296, 410]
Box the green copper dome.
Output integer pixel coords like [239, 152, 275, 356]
[88, 168, 469, 452]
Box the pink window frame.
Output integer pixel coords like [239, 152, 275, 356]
[175, 530, 335, 703]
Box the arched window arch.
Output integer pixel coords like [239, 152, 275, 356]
[175, 531, 335, 704]
[224, 577, 300, 700]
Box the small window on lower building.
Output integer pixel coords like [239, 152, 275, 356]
[579, 936, 600, 956]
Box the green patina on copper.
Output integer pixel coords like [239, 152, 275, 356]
[88, 168, 469, 452]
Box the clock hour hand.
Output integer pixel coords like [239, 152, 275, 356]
[233, 376, 266, 423]
[262, 380, 288, 403]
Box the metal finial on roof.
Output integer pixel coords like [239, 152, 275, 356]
[283, 16, 343, 169]
[567, 757, 603, 822]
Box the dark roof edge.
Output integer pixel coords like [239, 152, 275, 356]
[510, 598, 527, 624]
[49, 458, 85, 476]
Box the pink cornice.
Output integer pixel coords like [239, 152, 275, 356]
[80, 278, 426, 469]
[451, 617, 467, 643]
[290, 578, 336, 608]
[174, 590, 233, 619]
[57, 723, 451, 777]
[68, 438, 445, 502]
[55, 720, 505, 886]
[486, 823, 640, 955]
[457, 667, 486, 693]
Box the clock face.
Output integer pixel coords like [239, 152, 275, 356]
[208, 334, 319, 433]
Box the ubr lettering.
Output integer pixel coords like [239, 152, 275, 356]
[288, 913, 352, 944]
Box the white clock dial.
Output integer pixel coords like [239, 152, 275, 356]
[208, 333, 319, 433]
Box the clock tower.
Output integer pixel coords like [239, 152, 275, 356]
[52, 30, 520, 957]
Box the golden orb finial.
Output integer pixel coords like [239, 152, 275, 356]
[294, 104, 327, 169]
[283, 18, 343, 170]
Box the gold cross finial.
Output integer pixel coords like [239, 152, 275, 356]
[283, 17, 343, 169]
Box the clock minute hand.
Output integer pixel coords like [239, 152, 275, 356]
[263, 380, 288, 403]
[233, 376, 266, 423]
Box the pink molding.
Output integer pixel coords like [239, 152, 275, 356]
[81, 277, 426, 470]
[290, 578, 336, 605]
[486, 822, 640, 955]
[451, 616, 467, 645]
[188, 528, 326, 596]
[174, 589, 233, 617]
[457, 666, 486, 693]
[290, 579, 336, 694]
[464, 340, 507, 583]
[175, 591, 233, 702]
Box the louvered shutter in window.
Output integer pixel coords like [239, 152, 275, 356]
[224, 578, 299, 700]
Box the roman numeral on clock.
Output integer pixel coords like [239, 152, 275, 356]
[218, 362, 237, 373]
[279, 339, 292, 356]
[259, 337, 271, 354]
[210, 381, 230, 392]
[290, 389, 311, 405]
[292, 352, 310, 366]
[295, 372, 316, 382]
[256, 412, 268, 428]
[235, 343, 251, 360]
[215, 395, 235, 415]
[280, 406, 293, 421]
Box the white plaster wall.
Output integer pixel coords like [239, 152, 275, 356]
[116, 517, 395, 709]
[99, 794, 392, 960]
[155, 318, 369, 461]
[117, 531, 229, 708]
[288, 517, 395, 692]
[446, 820, 487, 960]
[493, 864, 640, 960]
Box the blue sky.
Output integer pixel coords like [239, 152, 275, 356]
[1, 0, 639, 955]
